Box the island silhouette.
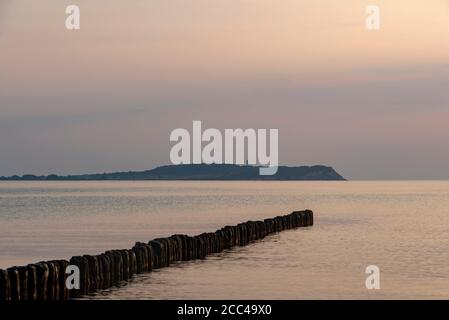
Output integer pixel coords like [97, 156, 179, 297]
[0, 164, 345, 181]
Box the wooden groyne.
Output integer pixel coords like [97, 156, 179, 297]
[0, 210, 313, 301]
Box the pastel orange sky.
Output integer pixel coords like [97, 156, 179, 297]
[0, 0, 448, 179]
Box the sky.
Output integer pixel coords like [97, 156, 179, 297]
[0, 0, 449, 179]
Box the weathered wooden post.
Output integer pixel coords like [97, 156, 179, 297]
[306, 210, 314, 226]
[159, 238, 170, 267]
[119, 250, 130, 280]
[173, 235, 188, 261]
[186, 236, 196, 260]
[208, 233, 216, 253]
[7, 267, 20, 301]
[149, 240, 164, 268]
[128, 249, 137, 276]
[33, 262, 49, 300]
[99, 254, 112, 289]
[105, 250, 124, 284]
[69, 256, 89, 297]
[214, 230, 223, 253]
[96, 254, 105, 289]
[25, 265, 37, 301]
[55, 260, 69, 300]
[46, 261, 60, 300]
[133, 242, 150, 273]
[169, 238, 179, 262]
[0, 269, 10, 301]
[170, 235, 184, 261]
[194, 236, 204, 259]
[263, 218, 272, 234]
[84, 255, 100, 292]
[17, 266, 28, 301]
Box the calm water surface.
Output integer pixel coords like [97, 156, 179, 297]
[1, 181, 449, 299]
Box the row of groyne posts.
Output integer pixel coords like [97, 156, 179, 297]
[0, 210, 313, 301]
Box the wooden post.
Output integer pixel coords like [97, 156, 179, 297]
[0, 269, 11, 301]
[7, 267, 20, 301]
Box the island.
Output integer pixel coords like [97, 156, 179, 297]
[0, 164, 346, 181]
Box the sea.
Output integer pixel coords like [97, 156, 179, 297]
[1, 180, 449, 299]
